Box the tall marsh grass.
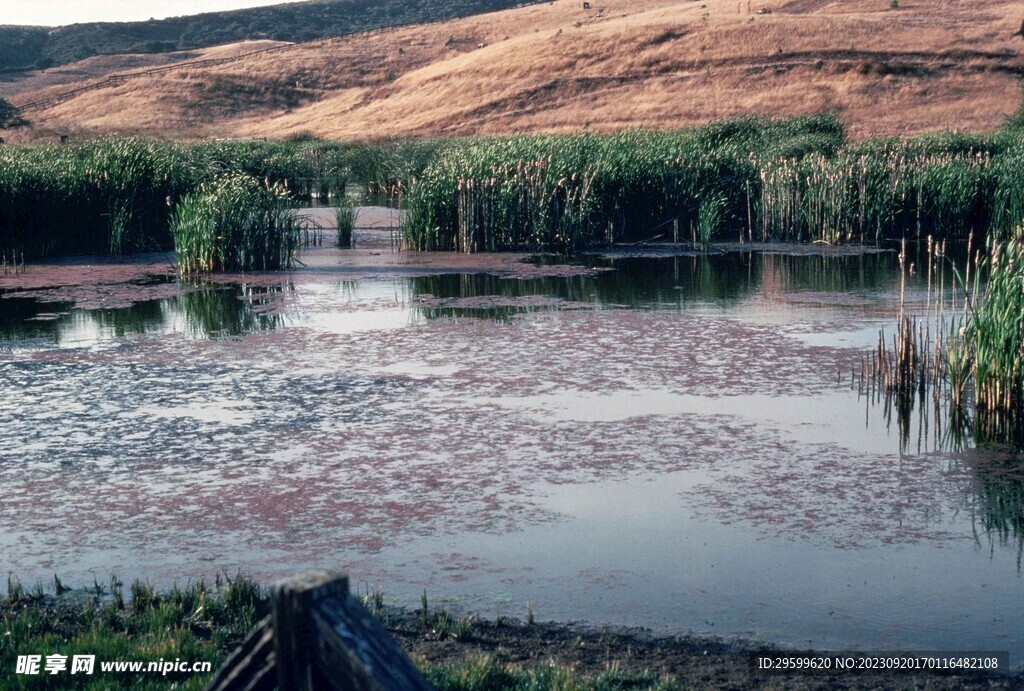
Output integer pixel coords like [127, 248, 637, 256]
[956, 234, 1024, 413]
[865, 229, 1024, 448]
[0, 138, 186, 259]
[2, 118, 1024, 263]
[0, 137, 436, 265]
[170, 173, 298, 273]
[405, 116, 1024, 252]
[335, 194, 356, 248]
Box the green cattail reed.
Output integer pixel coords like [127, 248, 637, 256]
[405, 117, 1024, 253]
[869, 226, 1024, 438]
[2, 118, 1024, 262]
[170, 173, 298, 274]
[335, 194, 356, 248]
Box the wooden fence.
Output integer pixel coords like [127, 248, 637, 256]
[205, 572, 432, 691]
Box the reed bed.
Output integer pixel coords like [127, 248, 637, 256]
[0, 137, 435, 265]
[0, 138, 187, 260]
[965, 235, 1024, 413]
[404, 118, 830, 252]
[170, 173, 298, 273]
[335, 195, 356, 248]
[405, 117, 1024, 252]
[2, 118, 1024, 264]
[863, 229, 1024, 450]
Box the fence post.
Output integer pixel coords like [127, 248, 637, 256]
[272, 572, 346, 690]
[207, 571, 432, 691]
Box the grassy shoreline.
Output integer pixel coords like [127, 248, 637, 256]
[404, 117, 1024, 252]
[1, 577, 1018, 690]
[2, 114, 1024, 265]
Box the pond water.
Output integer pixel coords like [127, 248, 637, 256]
[1, 228, 1022, 664]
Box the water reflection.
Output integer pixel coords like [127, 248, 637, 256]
[3, 252, 1023, 557]
[174, 284, 287, 338]
[590, 252, 898, 307]
[967, 453, 1024, 559]
[409, 251, 903, 321]
[0, 283, 288, 345]
[858, 360, 1024, 555]
[0, 297, 168, 345]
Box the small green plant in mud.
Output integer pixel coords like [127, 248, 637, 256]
[449, 617, 474, 641]
[6, 574, 25, 603]
[420, 589, 430, 631]
[430, 610, 476, 642]
[130, 579, 159, 614]
[433, 607, 453, 638]
[360, 585, 386, 614]
[335, 195, 357, 248]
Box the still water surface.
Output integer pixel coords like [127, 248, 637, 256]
[1, 247, 1021, 662]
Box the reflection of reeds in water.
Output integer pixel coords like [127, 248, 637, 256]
[175, 284, 286, 338]
[966, 454, 1024, 568]
[0, 297, 171, 343]
[408, 253, 899, 323]
[1, 250, 25, 277]
[409, 273, 594, 323]
[0, 283, 288, 344]
[976, 463, 1024, 546]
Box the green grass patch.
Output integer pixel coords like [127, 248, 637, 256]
[404, 116, 1024, 252]
[0, 575, 265, 689]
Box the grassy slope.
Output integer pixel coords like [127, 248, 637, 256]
[0, 0, 525, 73]
[4, 0, 1023, 142]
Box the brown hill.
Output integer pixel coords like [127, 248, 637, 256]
[5, 0, 1024, 141]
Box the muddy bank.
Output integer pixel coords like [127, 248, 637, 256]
[3, 588, 1014, 690]
[382, 607, 1017, 690]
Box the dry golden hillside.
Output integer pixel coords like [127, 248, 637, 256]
[5, 0, 1024, 141]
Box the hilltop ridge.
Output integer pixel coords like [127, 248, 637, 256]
[3, 0, 1023, 141]
[0, 0, 524, 72]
